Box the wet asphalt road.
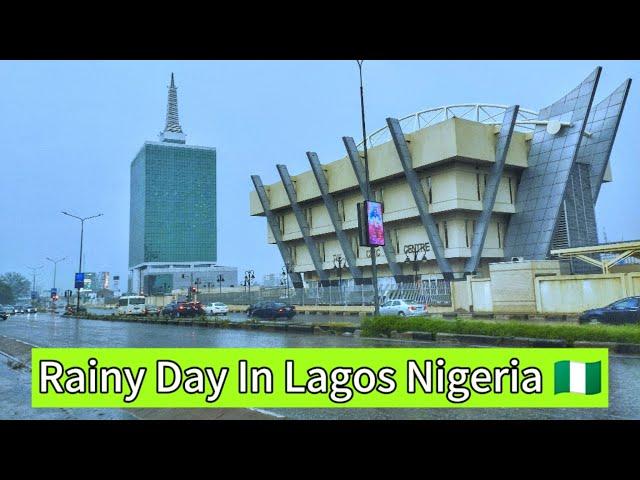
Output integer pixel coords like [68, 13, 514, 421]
[1, 312, 639, 419]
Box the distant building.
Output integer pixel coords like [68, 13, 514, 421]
[112, 275, 122, 297]
[262, 273, 280, 287]
[82, 272, 97, 292]
[139, 264, 238, 295]
[96, 272, 110, 290]
[128, 73, 235, 294]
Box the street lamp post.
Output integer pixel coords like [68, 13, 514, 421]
[46, 256, 66, 305]
[26, 265, 44, 303]
[45, 256, 67, 291]
[356, 60, 380, 316]
[333, 254, 347, 305]
[404, 243, 430, 286]
[62, 211, 103, 313]
[281, 263, 292, 299]
[216, 274, 225, 294]
[244, 270, 255, 301]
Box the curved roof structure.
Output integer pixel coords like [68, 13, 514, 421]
[358, 103, 538, 148]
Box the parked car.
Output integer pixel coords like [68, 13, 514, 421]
[246, 301, 269, 316]
[25, 306, 37, 314]
[162, 301, 204, 318]
[579, 296, 640, 325]
[247, 301, 296, 320]
[145, 305, 162, 316]
[380, 299, 428, 317]
[204, 302, 229, 316]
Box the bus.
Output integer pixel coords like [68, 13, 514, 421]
[116, 295, 147, 315]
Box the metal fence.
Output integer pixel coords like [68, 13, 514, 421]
[196, 281, 451, 307]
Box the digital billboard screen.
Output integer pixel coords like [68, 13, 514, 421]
[365, 201, 385, 247]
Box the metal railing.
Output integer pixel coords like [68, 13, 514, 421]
[196, 282, 452, 308]
[357, 103, 539, 149]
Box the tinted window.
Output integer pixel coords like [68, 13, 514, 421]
[614, 298, 638, 309]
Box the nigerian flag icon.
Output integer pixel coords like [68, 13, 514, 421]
[554, 361, 602, 395]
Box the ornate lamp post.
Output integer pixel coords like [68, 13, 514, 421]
[280, 263, 292, 299]
[404, 243, 430, 286]
[244, 270, 255, 300]
[216, 274, 225, 294]
[333, 254, 347, 305]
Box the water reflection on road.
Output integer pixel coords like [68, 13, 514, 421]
[2, 311, 638, 419]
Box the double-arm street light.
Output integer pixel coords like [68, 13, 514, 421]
[404, 243, 431, 286]
[216, 274, 225, 294]
[26, 265, 44, 301]
[61, 211, 103, 313]
[46, 256, 67, 300]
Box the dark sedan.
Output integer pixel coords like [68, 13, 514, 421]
[162, 301, 204, 318]
[579, 296, 640, 325]
[247, 301, 296, 320]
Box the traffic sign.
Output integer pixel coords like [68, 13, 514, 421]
[74, 273, 85, 289]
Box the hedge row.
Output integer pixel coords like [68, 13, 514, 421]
[361, 316, 640, 344]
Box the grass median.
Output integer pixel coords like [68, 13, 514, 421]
[361, 316, 640, 345]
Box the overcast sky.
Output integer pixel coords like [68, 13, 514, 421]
[1, 60, 638, 291]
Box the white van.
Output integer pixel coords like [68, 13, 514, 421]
[116, 295, 147, 315]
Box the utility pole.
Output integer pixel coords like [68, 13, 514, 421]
[357, 60, 380, 315]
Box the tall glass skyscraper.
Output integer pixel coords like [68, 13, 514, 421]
[128, 74, 228, 294]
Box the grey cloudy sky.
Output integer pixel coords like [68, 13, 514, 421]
[0, 60, 638, 291]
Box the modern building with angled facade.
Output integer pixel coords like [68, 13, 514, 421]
[249, 67, 631, 288]
[129, 74, 237, 294]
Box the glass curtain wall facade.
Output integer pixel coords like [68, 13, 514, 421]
[129, 141, 217, 267]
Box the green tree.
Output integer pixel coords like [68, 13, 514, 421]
[0, 272, 31, 299]
[0, 281, 14, 304]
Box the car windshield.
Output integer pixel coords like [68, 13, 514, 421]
[214, 303, 225, 307]
[130, 298, 146, 305]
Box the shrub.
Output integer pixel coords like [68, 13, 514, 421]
[361, 316, 640, 344]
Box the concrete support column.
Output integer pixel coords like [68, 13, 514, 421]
[307, 152, 364, 284]
[342, 136, 404, 283]
[386, 118, 455, 280]
[250, 175, 304, 288]
[464, 105, 519, 275]
[276, 164, 330, 286]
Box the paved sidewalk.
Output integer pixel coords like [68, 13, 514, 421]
[0, 335, 279, 421]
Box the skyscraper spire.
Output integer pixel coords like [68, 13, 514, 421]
[159, 73, 186, 144]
